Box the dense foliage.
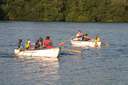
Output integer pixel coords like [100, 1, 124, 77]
[0, 0, 128, 22]
[0, 0, 6, 20]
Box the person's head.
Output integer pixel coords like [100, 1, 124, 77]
[18, 39, 22, 43]
[84, 33, 88, 36]
[37, 39, 40, 42]
[46, 36, 50, 40]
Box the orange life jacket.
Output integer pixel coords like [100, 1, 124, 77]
[43, 39, 53, 48]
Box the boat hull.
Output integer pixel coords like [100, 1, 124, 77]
[14, 47, 61, 58]
[71, 40, 101, 48]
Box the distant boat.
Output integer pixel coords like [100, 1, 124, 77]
[14, 47, 61, 58]
[70, 39, 101, 48]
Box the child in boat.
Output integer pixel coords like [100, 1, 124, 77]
[18, 39, 23, 49]
[35, 40, 40, 49]
[95, 34, 101, 42]
[95, 34, 101, 47]
[25, 39, 31, 49]
[43, 36, 53, 49]
[39, 37, 44, 48]
[35, 37, 43, 49]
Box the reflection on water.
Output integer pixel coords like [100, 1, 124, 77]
[0, 56, 60, 85]
[17, 57, 60, 85]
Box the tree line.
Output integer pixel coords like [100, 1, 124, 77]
[0, 0, 128, 22]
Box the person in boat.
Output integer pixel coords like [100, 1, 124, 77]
[82, 33, 91, 41]
[73, 30, 83, 41]
[35, 37, 43, 49]
[43, 36, 53, 49]
[18, 39, 23, 49]
[95, 34, 101, 42]
[95, 34, 101, 47]
[25, 39, 31, 49]
[39, 37, 44, 48]
[35, 39, 40, 49]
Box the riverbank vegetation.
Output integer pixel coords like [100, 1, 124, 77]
[0, 0, 128, 22]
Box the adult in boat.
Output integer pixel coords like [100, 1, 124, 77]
[43, 36, 53, 49]
[25, 39, 31, 49]
[73, 30, 83, 41]
[95, 34, 101, 47]
[18, 39, 23, 48]
[35, 37, 43, 49]
[82, 33, 91, 41]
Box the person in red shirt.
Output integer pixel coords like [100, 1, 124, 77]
[43, 36, 53, 49]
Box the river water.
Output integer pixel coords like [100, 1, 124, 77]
[0, 21, 128, 85]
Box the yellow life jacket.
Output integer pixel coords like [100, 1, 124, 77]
[25, 40, 30, 48]
[96, 37, 100, 42]
[94, 37, 100, 48]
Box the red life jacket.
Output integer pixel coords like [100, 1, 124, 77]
[43, 39, 53, 48]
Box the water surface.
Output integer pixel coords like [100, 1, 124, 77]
[0, 21, 128, 85]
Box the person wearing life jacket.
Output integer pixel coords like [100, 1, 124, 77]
[25, 39, 31, 49]
[43, 36, 53, 49]
[94, 34, 101, 48]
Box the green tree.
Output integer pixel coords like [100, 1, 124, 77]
[0, 0, 6, 20]
[2, 0, 128, 22]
